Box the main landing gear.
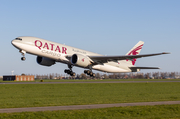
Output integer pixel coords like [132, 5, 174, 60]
[20, 50, 26, 61]
[84, 65, 95, 77]
[64, 64, 76, 76]
[84, 70, 95, 77]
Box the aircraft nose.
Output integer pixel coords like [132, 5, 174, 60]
[11, 40, 16, 46]
[11, 40, 15, 45]
[11, 39, 20, 47]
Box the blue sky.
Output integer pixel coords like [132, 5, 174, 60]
[0, 0, 179, 76]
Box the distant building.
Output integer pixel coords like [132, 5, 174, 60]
[3, 75, 34, 81]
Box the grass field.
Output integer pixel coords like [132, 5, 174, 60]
[0, 105, 180, 119]
[0, 82, 180, 118]
[36, 78, 180, 82]
[0, 82, 180, 108]
[1, 78, 180, 83]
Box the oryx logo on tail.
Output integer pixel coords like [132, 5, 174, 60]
[126, 41, 144, 65]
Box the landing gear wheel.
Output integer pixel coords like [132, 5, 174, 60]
[84, 70, 88, 74]
[64, 69, 69, 73]
[67, 70, 71, 74]
[70, 72, 76, 76]
[64, 65, 76, 77]
[21, 57, 26, 61]
[90, 73, 95, 77]
[90, 72, 93, 76]
[87, 70, 91, 75]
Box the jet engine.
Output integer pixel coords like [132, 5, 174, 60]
[71, 54, 91, 67]
[37, 56, 55, 66]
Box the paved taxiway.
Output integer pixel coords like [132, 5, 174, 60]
[0, 80, 180, 84]
[0, 101, 180, 113]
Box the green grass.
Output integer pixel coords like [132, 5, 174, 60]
[1, 78, 180, 83]
[0, 82, 180, 108]
[0, 105, 180, 119]
[28, 78, 180, 82]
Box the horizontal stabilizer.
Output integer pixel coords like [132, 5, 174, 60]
[130, 67, 160, 69]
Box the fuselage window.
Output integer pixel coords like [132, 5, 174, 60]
[15, 38, 22, 40]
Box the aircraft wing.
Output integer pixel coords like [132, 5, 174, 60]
[89, 52, 170, 64]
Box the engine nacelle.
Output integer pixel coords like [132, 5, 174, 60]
[37, 56, 55, 66]
[71, 54, 91, 67]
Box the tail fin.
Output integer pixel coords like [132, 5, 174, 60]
[125, 41, 144, 65]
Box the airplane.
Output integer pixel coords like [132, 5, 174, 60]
[11, 37, 169, 77]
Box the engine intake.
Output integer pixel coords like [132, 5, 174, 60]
[37, 56, 55, 66]
[71, 54, 91, 67]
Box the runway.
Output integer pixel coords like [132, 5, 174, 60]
[0, 80, 180, 84]
[0, 101, 180, 113]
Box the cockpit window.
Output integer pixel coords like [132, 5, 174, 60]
[15, 38, 22, 40]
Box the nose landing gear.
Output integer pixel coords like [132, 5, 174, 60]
[19, 50, 26, 61]
[21, 57, 26, 61]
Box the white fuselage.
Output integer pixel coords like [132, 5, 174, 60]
[12, 37, 133, 73]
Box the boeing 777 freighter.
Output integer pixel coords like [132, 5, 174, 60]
[12, 37, 169, 77]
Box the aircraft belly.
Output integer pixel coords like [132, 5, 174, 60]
[92, 64, 131, 73]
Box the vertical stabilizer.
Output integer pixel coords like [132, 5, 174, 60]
[125, 41, 144, 65]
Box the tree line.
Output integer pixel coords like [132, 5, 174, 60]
[26, 72, 180, 79]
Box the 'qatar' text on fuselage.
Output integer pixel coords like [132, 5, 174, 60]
[34, 40, 67, 54]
